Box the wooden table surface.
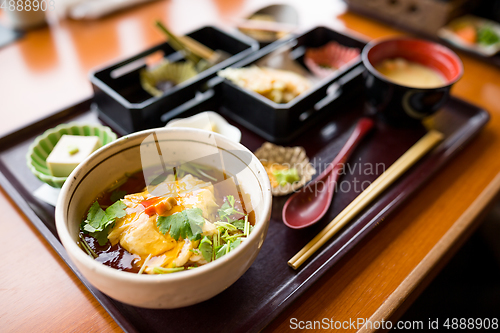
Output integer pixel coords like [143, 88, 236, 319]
[2, 0, 500, 332]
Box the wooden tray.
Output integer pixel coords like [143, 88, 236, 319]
[0, 78, 489, 332]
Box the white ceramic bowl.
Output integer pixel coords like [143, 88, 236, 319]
[55, 128, 272, 309]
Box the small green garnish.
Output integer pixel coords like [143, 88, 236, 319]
[67, 144, 79, 155]
[78, 234, 97, 258]
[222, 232, 245, 242]
[477, 26, 500, 46]
[157, 207, 205, 241]
[212, 231, 220, 261]
[231, 219, 246, 231]
[80, 200, 127, 246]
[273, 168, 300, 186]
[243, 215, 252, 236]
[153, 267, 185, 274]
[230, 238, 242, 251]
[214, 237, 243, 260]
[214, 221, 237, 230]
[199, 236, 213, 262]
[216, 243, 229, 259]
[218, 195, 244, 222]
[178, 163, 204, 179]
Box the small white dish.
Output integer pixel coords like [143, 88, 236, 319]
[438, 15, 500, 57]
[166, 111, 242, 143]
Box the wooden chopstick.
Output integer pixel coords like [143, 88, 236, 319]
[155, 21, 221, 64]
[288, 130, 444, 270]
[178, 35, 216, 62]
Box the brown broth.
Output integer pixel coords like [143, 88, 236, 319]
[80, 165, 255, 273]
[81, 234, 141, 273]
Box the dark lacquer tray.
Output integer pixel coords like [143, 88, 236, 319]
[0, 76, 489, 332]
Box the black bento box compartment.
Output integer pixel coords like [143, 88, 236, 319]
[219, 26, 367, 143]
[90, 26, 259, 134]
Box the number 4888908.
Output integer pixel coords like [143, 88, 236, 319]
[443, 318, 498, 330]
[1, 0, 56, 11]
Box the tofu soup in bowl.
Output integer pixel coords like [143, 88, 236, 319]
[55, 128, 272, 308]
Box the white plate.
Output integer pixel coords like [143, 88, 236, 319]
[438, 15, 500, 57]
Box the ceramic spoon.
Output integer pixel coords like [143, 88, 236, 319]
[282, 117, 375, 229]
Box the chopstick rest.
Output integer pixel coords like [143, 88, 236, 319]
[288, 130, 444, 270]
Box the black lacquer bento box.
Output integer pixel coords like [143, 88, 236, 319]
[93, 25, 367, 142]
[218, 26, 366, 143]
[90, 26, 259, 134]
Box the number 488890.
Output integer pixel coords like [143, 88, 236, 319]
[1, 0, 56, 11]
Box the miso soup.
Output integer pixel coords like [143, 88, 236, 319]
[375, 57, 446, 88]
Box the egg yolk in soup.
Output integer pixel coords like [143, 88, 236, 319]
[375, 58, 446, 88]
[78, 164, 255, 275]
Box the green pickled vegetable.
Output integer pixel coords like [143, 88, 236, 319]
[477, 26, 500, 46]
[273, 168, 300, 186]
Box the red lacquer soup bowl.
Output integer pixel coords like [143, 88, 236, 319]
[362, 38, 463, 125]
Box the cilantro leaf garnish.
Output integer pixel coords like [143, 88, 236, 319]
[105, 200, 127, 219]
[80, 200, 127, 246]
[230, 238, 242, 251]
[218, 195, 244, 222]
[157, 212, 184, 239]
[231, 219, 245, 231]
[216, 243, 229, 259]
[199, 236, 213, 262]
[157, 207, 205, 241]
[186, 207, 205, 226]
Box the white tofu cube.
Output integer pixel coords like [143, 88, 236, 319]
[46, 135, 101, 177]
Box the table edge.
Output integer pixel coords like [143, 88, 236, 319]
[358, 171, 500, 332]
